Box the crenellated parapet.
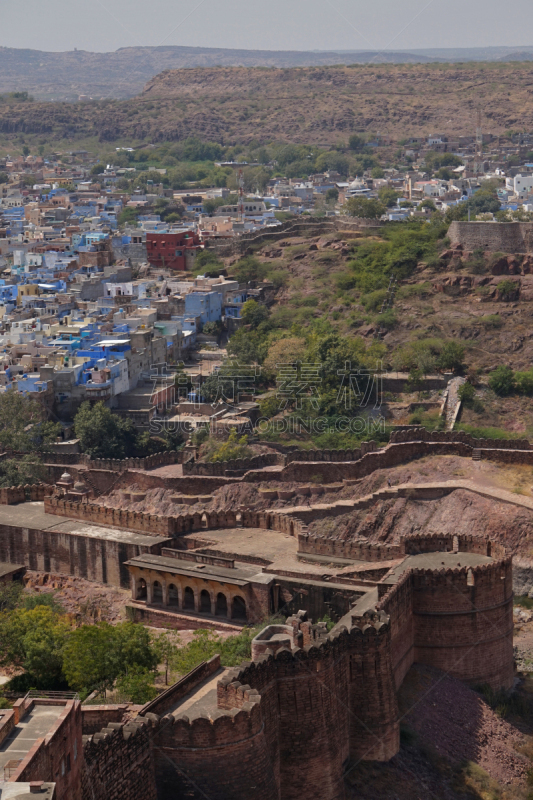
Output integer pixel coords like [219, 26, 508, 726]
[374, 552, 514, 690]
[45, 495, 239, 538]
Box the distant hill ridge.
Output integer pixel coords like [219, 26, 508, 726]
[2, 44, 533, 101]
[3, 62, 533, 145]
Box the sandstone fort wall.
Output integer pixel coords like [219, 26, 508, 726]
[12, 700, 83, 800]
[376, 554, 514, 691]
[82, 716, 158, 800]
[447, 220, 533, 253]
[0, 523, 163, 588]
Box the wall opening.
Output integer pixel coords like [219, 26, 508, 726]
[232, 595, 247, 621]
[168, 583, 179, 606]
[215, 592, 228, 617]
[200, 589, 212, 613]
[152, 580, 163, 603]
[183, 586, 195, 609]
[137, 579, 147, 600]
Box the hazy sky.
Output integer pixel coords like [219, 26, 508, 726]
[2, 0, 533, 53]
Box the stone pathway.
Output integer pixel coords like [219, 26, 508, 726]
[445, 376, 466, 431]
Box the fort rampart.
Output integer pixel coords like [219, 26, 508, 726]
[78, 530, 514, 800]
[447, 220, 533, 253]
[0, 522, 164, 588]
[0, 484, 47, 505]
[82, 714, 158, 800]
[376, 544, 513, 691]
[44, 496, 239, 537]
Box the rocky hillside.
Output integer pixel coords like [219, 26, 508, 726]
[4, 45, 533, 102]
[5, 62, 533, 144]
[0, 46, 437, 102]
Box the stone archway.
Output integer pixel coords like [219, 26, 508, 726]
[215, 592, 228, 617]
[232, 595, 247, 621]
[183, 586, 195, 610]
[200, 589, 212, 614]
[168, 584, 179, 606]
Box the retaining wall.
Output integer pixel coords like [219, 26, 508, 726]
[183, 453, 281, 476]
[447, 220, 533, 253]
[140, 656, 220, 718]
[389, 427, 532, 450]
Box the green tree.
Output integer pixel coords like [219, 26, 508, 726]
[74, 401, 137, 459]
[420, 199, 437, 211]
[90, 163, 105, 175]
[230, 255, 269, 284]
[489, 365, 515, 396]
[458, 382, 476, 406]
[436, 342, 465, 373]
[203, 197, 226, 216]
[226, 328, 269, 363]
[0, 393, 60, 487]
[348, 134, 367, 152]
[241, 299, 269, 328]
[514, 370, 533, 396]
[371, 167, 385, 179]
[314, 151, 350, 176]
[468, 192, 501, 214]
[208, 429, 252, 462]
[378, 187, 399, 208]
[263, 336, 307, 378]
[406, 367, 424, 394]
[153, 631, 181, 685]
[116, 666, 157, 703]
[444, 204, 468, 223]
[0, 172, 8, 184]
[325, 188, 339, 203]
[62, 621, 157, 693]
[344, 197, 385, 219]
[0, 606, 69, 688]
[117, 207, 140, 227]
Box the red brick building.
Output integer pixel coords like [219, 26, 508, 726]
[146, 231, 202, 271]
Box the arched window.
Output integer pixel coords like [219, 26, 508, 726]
[215, 592, 228, 617]
[232, 596, 247, 621]
[183, 586, 195, 610]
[200, 589, 211, 614]
[152, 581, 163, 603]
[467, 569, 475, 587]
[168, 584, 179, 606]
[137, 579, 147, 600]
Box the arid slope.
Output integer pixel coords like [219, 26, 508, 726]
[4, 63, 533, 144]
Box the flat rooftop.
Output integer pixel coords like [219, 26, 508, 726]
[0, 705, 64, 774]
[0, 502, 170, 547]
[125, 553, 259, 585]
[385, 551, 493, 584]
[179, 527, 335, 576]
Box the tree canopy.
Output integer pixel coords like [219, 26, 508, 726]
[343, 197, 385, 219]
[0, 393, 60, 487]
